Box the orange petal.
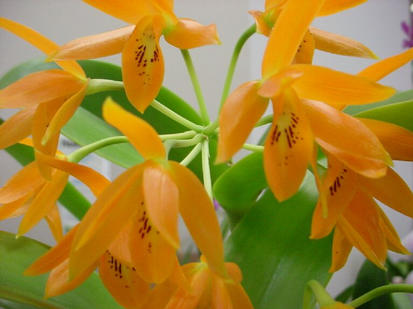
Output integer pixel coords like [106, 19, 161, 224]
[226, 282, 254, 309]
[358, 48, 413, 81]
[257, 68, 303, 99]
[0, 194, 31, 221]
[318, 0, 367, 16]
[122, 15, 165, 113]
[377, 207, 410, 255]
[311, 155, 357, 239]
[18, 171, 68, 236]
[140, 281, 177, 309]
[35, 151, 110, 197]
[291, 65, 396, 108]
[0, 107, 35, 149]
[0, 70, 84, 109]
[261, 0, 325, 77]
[264, 89, 314, 201]
[302, 99, 391, 178]
[99, 250, 150, 308]
[45, 205, 63, 242]
[54, 26, 134, 60]
[294, 30, 315, 64]
[70, 165, 143, 279]
[249, 10, 272, 36]
[128, 207, 176, 283]
[143, 163, 180, 248]
[25, 225, 78, 276]
[0, 17, 84, 79]
[211, 275, 232, 309]
[164, 18, 220, 49]
[329, 226, 353, 272]
[310, 27, 377, 59]
[45, 259, 96, 298]
[265, 0, 287, 11]
[358, 168, 413, 218]
[360, 118, 413, 161]
[41, 82, 88, 146]
[340, 192, 387, 268]
[82, 0, 159, 24]
[0, 162, 44, 204]
[217, 81, 269, 163]
[169, 161, 226, 278]
[103, 98, 165, 160]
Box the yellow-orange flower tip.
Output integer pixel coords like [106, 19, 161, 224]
[102, 97, 166, 160]
[258, 69, 303, 98]
[321, 302, 354, 309]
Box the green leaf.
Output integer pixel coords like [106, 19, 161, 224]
[213, 152, 266, 221]
[354, 101, 413, 131]
[345, 90, 413, 115]
[352, 260, 396, 309]
[0, 231, 122, 309]
[225, 172, 332, 309]
[392, 293, 413, 309]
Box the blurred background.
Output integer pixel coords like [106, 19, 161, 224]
[0, 0, 412, 298]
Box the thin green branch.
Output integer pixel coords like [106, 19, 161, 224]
[180, 49, 210, 124]
[151, 100, 204, 132]
[167, 135, 204, 149]
[160, 130, 197, 141]
[243, 144, 264, 152]
[350, 284, 413, 308]
[86, 79, 124, 95]
[255, 114, 273, 127]
[220, 24, 256, 109]
[180, 143, 202, 166]
[201, 140, 213, 199]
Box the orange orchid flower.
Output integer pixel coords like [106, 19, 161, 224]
[218, 0, 394, 202]
[0, 18, 88, 175]
[250, 0, 375, 65]
[67, 97, 226, 286]
[0, 138, 109, 240]
[52, 0, 220, 113]
[141, 257, 253, 309]
[322, 302, 354, 309]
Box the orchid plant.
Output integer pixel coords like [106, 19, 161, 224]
[0, 0, 413, 308]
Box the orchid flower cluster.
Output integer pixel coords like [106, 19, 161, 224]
[1, 0, 413, 308]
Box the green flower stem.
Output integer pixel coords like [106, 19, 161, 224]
[256, 114, 273, 127]
[201, 140, 213, 199]
[151, 100, 204, 132]
[350, 284, 413, 307]
[180, 143, 202, 166]
[68, 136, 128, 163]
[86, 79, 124, 95]
[220, 24, 256, 109]
[160, 130, 197, 141]
[307, 280, 335, 307]
[180, 49, 210, 124]
[167, 134, 204, 149]
[243, 144, 264, 152]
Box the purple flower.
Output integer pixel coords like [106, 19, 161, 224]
[401, 19, 413, 48]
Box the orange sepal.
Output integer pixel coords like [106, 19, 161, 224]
[0, 162, 43, 204]
[339, 192, 387, 269]
[99, 250, 151, 308]
[0, 107, 35, 149]
[264, 89, 314, 201]
[329, 226, 353, 273]
[165, 18, 220, 49]
[143, 162, 180, 248]
[311, 156, 357, 239]
[35, 151, 110, 197]
[103, 98, 166, 160]
[217, 81, 269, 163]
[18, 171, 68, 236]
[310, 27, 377, 59]
[70, 165, 143, 279]
[262, 0, 325, 77]
[291, 65, 396, 108]
[377, 207, 410, 254]
[169, 161, 226, 278]
[25, 225, 78, 276]
[0, 17, 84, 79]
[303, 99, 391, 178]
[45, 205, 63, 242]
[249, 10, 272, 36]
[122, 15, 165, 113]
[54, 26, 135, 60]
[360, 118, 413, 161]
[45, 259, 96, 298]
[294, 30, 315, 64]
[82, 0, 159, 24]
[0, 70, 84, 109]
[318, 0, 367, 16]
[358, 168, 413, 218]
[0, 195, 30, 221]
